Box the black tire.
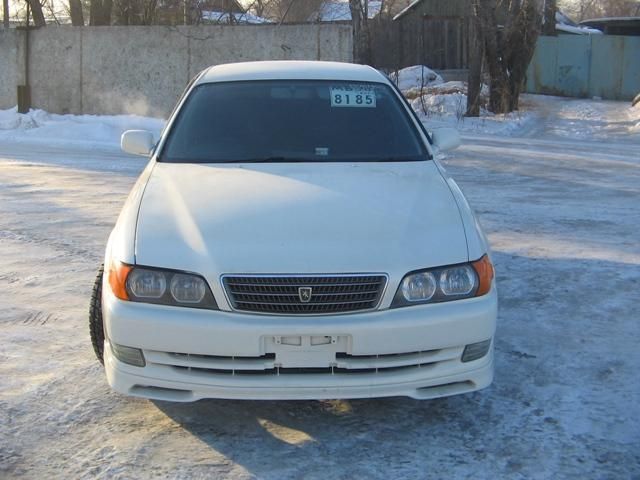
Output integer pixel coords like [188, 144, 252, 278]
[89, 264, 105, 364]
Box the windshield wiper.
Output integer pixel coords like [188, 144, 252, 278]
[236, 156, 427, 163]
[160, 156, 426, 164]
[364, 157, 425, 162]
[235, 157, 316, 163]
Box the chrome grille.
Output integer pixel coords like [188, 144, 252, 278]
[222, 275, 387, 315]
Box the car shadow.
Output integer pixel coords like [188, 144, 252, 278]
[147, 250, 640, 478]
[151, 393, 489, 478]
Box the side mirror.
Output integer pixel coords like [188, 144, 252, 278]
[121, 130, 154, 156]
[431, 128, 461, 152]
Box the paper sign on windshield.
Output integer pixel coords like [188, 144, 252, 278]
[330, 87, 376, 108]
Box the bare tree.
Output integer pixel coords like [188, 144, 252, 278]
[43, 0, 62, 23]
[349, 0, 372, 64]
[246, 0, 267, 16]
[3, 0, 9, 27]
[558, 0, 640, 21]
[472, 0, 541, 114]
[466, 6, 483, 117]
[27, 0, 46, 26]
[69, 0, 84, 25]
[270, 0, 324, 22]
[113, 0, 158, 24]
[90, 0, 113, 24]
[183, 0, 195, 24]
[542, 0, 556, 35]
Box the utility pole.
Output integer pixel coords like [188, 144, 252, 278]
[466, 4, 483, 118]
[17, 3, 31, 113]
[3, 0, 9, 28]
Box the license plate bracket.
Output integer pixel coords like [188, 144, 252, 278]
[264, 335, 350, 368]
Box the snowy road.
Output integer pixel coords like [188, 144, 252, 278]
[1, 98, 639, 478]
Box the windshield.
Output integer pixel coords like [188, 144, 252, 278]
[160, 80, 427, 163]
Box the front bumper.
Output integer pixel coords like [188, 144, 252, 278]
[103, 287, 497, 401]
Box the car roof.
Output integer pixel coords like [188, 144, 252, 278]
[198, 61, 390, 85]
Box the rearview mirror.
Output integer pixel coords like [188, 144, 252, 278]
[121, 130, 154, 156]
[431, 128, 461, 152]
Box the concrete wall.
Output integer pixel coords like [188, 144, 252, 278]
[526, 35, 640, 101]
[0, 29, 20, 109]
[0, 25, 353, 116]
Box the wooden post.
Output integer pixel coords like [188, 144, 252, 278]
[2, 0, 9, 28]
[17, 3, 31, 113]
[466, 14, 482, 117]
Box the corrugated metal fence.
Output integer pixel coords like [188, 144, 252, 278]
[526, 35, 640, 101]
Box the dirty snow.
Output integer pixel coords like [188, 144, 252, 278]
[1, 96, 639, 478]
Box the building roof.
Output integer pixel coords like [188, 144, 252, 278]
[201, 10, 270, 24]
[555, 11, 602, 35]
[556, 23, 602, 34]
[312, 0, 382, 22]
[580, 16, 640, 24]
[579, 17, 640, 35]
[392, 0, 423, 21]
[199, 61, 388, 84]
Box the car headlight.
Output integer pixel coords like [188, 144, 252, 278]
[108, 262, 217, 309]
[400, 272, 437, 302]
[392, 255, 494, 307]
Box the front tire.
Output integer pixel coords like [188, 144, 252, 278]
[89, 265, 105, 364]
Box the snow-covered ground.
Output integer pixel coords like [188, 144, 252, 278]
[0, 107, 164, 150]
[1, 97, 639, 478]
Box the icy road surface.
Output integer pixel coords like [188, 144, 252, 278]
[1, 98, 639, 478]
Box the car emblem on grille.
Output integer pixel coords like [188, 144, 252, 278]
[298, 287, 312, 303]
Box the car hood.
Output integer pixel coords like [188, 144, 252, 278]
[135, 161, 468, 280]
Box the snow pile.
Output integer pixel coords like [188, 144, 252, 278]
[389, 65, 443, 92]
[629, 101, 640, 132]
[423, 81, 467, 94]
[416, 80, 490, 97]
[410, 92, 535, 136]
[556, 23, 603, 35]
[0, 107, 164, 150]
[410, 92, 467, 118]
[391, 68, 532, 136]
[555, 10, 602, 35]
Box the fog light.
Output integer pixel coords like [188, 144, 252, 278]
[111, 342, 146, 367]
[462, 339, 491, 363]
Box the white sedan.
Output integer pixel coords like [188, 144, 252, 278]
[90, 61, 497, 401]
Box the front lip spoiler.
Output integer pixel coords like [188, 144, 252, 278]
[105, 346, 494, 401]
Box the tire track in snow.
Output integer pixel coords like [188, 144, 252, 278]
[20, 311, 60, 326]
[0, 228, 100, 262]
